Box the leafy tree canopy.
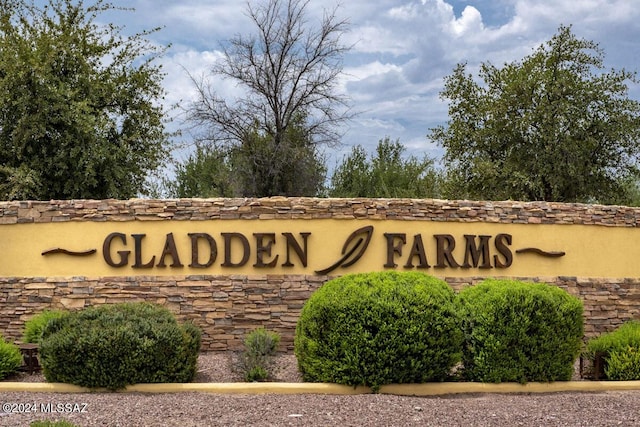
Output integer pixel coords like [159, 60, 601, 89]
[0, 0, 171, 200]
[329, 137, 440, 198]
[430, 25, 640, 204]
[166, 144, 234, 199]
[167, 114, 326, 198]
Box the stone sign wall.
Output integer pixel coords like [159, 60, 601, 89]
[1, 197, 640, 351]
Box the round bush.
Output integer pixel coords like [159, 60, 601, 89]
[294, 271, 462, 391]
[458, 279, 584, 383]
[39, 302, 201, 390]
[0, 338, 22, 379]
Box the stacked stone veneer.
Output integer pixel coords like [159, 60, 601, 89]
[2, 197, 640, 351]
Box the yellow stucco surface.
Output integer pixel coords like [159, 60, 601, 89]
[0, 219, 636, 278]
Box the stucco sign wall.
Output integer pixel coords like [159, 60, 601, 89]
[1, 218, 638, 278]
[1, 197, 640, 350]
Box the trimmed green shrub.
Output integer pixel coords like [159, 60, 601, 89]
[236, 327, 281, 381]
[586, 320, 640, 380]
[39, 302, 202, 390]
[0, 337, 22, 379]
[22, 310, 68, 344]
[295, 271, 462, 392]
[586, 320, 640, 355]
[458, 279, 584, 383]
[606, 347, 640, 380]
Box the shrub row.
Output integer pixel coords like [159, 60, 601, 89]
[295, 272, 584, 390]
[15, 274, 639, 389]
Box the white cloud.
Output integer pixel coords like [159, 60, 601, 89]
[450, 6, 484, 37]
[347, 26, 409, 55]
[161, 1, 250, 38]
[160, 49, 223, 109]
[343, 62, 403, 89]
[388, 3, 421, 21]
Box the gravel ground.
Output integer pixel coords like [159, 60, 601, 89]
[1, 353, 639, 427]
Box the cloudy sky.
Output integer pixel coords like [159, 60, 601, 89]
[53, 0, 640, 169]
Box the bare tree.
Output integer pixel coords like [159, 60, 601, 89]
[185, 0, 351, 196]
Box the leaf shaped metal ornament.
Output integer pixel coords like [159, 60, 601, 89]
[315, 225, 374, 275]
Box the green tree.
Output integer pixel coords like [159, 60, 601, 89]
[167, 115, 326, 197]
[430, 25, 640, 204]
[186, 0, 350, 197]
[231, 116, 327, 197]
[329, 137, 440, 198]
[0, 0, 170, 200]
[167, 144, 235, 198]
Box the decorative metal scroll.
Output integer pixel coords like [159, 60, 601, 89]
[515, 248, 565, 258]
[41, 248, 97, 257]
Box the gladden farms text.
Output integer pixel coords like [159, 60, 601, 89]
[100, 230, 515, 274]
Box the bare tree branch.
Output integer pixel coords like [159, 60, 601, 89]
[186, 0, 353, 149]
